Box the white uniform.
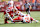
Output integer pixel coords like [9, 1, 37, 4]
[22, 16, 30, 23]
[16, 11, 30, 22]
[15, 10, 30, 22]
[15, 11, 28, 17]
[18, 12, 24, 16]
[15, 11, 24, 17]
[8, 1, 14, 10]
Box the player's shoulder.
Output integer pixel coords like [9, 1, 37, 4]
[28, 3, 30, 5]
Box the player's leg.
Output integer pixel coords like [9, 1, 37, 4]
[5, 13, 13, 22]
[4, 17, 8, 24]
[4, 15, 13, 24]
[30, 17, 39, 23]
[33, 19, 39, 23]
[26, 8, 30, 14]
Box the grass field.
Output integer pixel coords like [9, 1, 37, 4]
[0, 11, 40, 27]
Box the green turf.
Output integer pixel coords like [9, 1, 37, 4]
[0, 11, 40, 27]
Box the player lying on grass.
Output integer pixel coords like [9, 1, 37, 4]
[12, 9, 38, 23]
[12, 16, 39, 23]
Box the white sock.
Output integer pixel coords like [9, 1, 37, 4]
[9, 17, 13, 21]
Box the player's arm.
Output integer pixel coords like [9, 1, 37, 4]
[29, 5, 31, 9]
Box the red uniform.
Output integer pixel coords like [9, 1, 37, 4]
[4, 7, 14, 24]
[4, 10, 13, 17]
[12, 17, 33, 23]
[13, 17, 22, 22]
